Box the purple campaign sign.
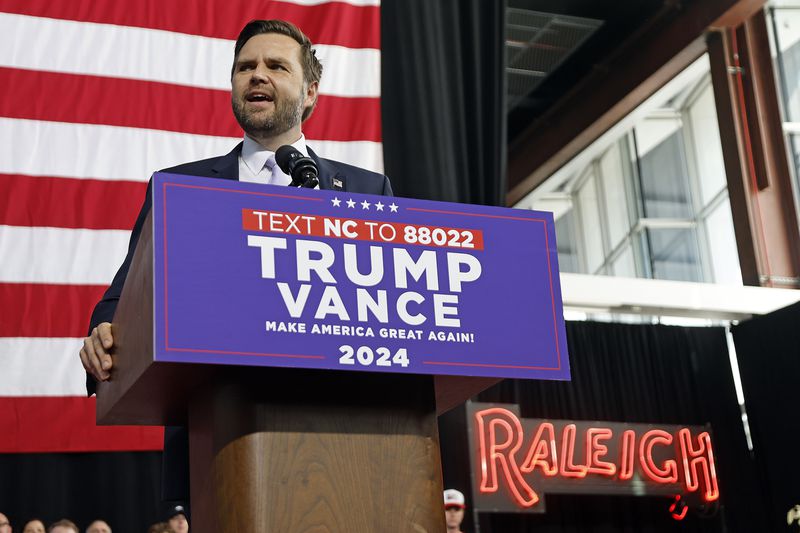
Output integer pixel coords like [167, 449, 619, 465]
[152, 172, 570, 380]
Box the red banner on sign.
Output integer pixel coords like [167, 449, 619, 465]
[242, 208, 485, 250]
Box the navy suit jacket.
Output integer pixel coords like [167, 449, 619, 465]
[86, 143, 392, 393]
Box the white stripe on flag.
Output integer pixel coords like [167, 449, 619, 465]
[0, 117, 240, 182]
[314, 45, 381, 98]
[0, 13, 381, 98]
[0, 338, 87, 396]
[0, 118, 384, 180]
[0, 225, 130, 284]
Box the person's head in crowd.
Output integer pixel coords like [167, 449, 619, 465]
[788, 504, 800, 533]
[165, 506, 188, 533]
[84, 521, 110, 533]
[47, 520, 78, 533]
[146, 523, 174, 533]
[443, 489, 466, 533]
[22, 520, 45, 533]
[230, 19, 322, 150]
[0, 512, 11, 533]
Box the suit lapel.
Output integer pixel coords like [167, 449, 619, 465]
[211, 142, 243, 180]
[215, 143, 345, 189]
[309, 147, 345, 192]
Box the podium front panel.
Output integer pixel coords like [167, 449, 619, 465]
[152, 172, 570, 381]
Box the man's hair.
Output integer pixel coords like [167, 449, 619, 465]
[231, 19, 323, 121]
[86, 520, 111, 533]
[48, 520, 78, 533]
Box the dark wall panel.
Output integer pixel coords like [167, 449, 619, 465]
[733, 301, 800, 533]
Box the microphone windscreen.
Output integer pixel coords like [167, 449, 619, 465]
[275, 145, 302, 175]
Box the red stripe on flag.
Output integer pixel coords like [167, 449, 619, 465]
[0, 68, 238, 137]
[304, 95, 382, 142]
[0, 283, 107, 337]
[0, 396, 164, 453]
[0, 68, 381, 142]
[0, 174, 146, 230]
[0, 0, 380, 49]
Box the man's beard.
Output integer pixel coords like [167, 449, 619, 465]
[232, 88, 304, 139]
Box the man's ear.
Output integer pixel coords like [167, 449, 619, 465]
[304, 80, 319, 110]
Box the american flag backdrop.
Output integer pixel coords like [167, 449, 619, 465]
[0, 0, 381, 453]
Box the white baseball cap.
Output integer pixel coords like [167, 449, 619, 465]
[444, 489, 466, 509]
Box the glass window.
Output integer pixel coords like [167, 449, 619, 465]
[770, 6, 800, 224]
[555, 209, 579, 273]
[646, 227, 703, 282]
[611, 244, 636, 278]
[636, 121, 694, 219]
[790, 134, 800, 182]
[525, 56, 742, 287]
[771, 7, 800, 122]
[577, 172, 605, 273]
[705, 199, 743, 285]
[599, 141, 632, 248]
[687, 84, 727, 206]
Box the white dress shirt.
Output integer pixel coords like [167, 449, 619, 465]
[237, 134, 310, 186]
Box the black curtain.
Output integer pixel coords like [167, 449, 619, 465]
[732, 301, 800, 533]
[0, 452, 165, 533]
[381, 0, 507, 205]
[439, 320, 767, 533]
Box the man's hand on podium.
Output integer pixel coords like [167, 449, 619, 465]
[79, 322, 114, 382]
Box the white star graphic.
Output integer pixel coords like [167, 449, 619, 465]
[389, 202, 399, 213]
[361, 200, 371, 210]
[331, 197, 341, 207]
[375, 201, 385, 211]
[346, 198, 356, 208]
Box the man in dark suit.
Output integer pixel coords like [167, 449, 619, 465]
[79, 19, 392, 385]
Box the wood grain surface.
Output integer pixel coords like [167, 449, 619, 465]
[189, 371, 446, 533]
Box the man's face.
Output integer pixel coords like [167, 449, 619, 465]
[167, 514, 188, 533]
[445, 506, 464, 529]
[22, 520, 44, 533]
[86, 521, 110, 533]
[0, 513, 10, 533]
[231, 32, 317, 141]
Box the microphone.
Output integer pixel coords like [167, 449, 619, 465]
[275, 145, 319, 188]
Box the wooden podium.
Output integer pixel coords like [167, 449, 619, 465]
[96, 211, 498, 533]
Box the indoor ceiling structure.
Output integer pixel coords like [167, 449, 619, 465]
[506, 0, 665, 145]
[504, 0, 765, 206]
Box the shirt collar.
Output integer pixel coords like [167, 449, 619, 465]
[240, 134, 309, 175]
